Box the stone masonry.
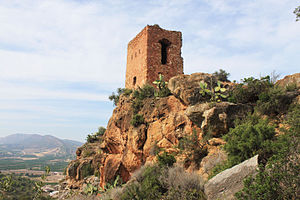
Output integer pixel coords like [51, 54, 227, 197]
[125, 24, 184, 89]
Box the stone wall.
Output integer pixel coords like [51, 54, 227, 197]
[125, 25, 183, 89]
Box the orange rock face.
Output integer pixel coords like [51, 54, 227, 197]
[65, 73, 257, 188]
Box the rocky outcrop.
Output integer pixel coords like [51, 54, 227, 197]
[66, 94, 201, 188]
[168, 73, 234, 105]
[185, 102, 252, 137]
[204, 155, 259, 200]
[276, 73, 300, 88]
[168, 73, 217, 105]
[64, 73, 256, 189]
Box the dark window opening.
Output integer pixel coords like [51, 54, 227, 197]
[133, 77, 137, 86]
[159, 39, 171, 65]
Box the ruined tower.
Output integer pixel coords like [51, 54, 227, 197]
[125, 25, 184, 89]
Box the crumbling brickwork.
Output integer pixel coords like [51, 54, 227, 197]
[125, 25, 184, 89]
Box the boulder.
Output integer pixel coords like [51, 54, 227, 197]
[204, 155, 259, 200]
[168, 73, 218, 105]
[186, 102, 252, 137]
[276, 73, 300, 89]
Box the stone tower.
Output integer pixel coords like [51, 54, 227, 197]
[125, 25, 183, 89]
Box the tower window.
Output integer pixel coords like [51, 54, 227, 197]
[159, 39, 171, 65]
[133, 76, 137, 86]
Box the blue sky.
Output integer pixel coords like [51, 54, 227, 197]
[0, 0, 299, 142]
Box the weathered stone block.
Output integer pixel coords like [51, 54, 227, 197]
[204, 155, 259, 200]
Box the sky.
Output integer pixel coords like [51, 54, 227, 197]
[0, 0, 299, 142]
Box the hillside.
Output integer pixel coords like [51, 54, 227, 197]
[58, 72, 299, 199]
[0, 134, 83, 171]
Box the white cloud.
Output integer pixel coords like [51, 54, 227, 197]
[0, 0, 299, 140]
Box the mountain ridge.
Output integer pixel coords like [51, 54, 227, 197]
[0, 133, 83, 158]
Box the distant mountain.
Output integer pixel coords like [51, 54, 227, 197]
[0, 134, 83, 158]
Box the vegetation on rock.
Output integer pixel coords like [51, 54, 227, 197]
[118, 163, 206, 200]
[213, 69, 230, 82]
[109, 88, 132, 106]
[68, 71, 299, 199]
[228, 76, 272, 104]
[86, 126, 106, 143]
[236, 104, 300, 199]
[177, 129, 208, 168]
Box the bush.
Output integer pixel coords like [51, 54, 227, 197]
[178, 129, 208, 168]
[86, 133, 98, 143]
[224, 114, 275, 165]
[161, 166, 206, 200]
[131, 84, 155, 115]
[133, 84, 155, 100]
[120, 164, 206, 200]
[130, 114, 145, 127]
[109, 88, 132, 106]
[209, 114, 276, 178]
[96, 126, 106, 136]
[235, 105, 300, 199]
[285, 82, 298, 91]
[83, 149, 94, 157]
[155, 86, 171, 98]
[120, 165, 165, 200]
[228, 76, 272, 104]
[256, 86, 293, 115]
[213, 69, 230, 82]
[86, 126, 106, 143]
[80, 162, 94, 179]
[131, 98, 143, 114]
[157, 152, 176, 167]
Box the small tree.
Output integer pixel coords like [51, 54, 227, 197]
[213, 69, 230, 82]
[109, 88, 132, 106]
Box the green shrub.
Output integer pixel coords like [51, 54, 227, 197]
[256, 86, 293, 115]
[157, 152, 176, 167]
[80, 162, 94, 179]
[96, 126, 106, 136]
[156, 86, 171, 97]
[109, 88, 132, 106]
[235, 105, 300, 199]
[133, 84, 155, 100]
[209, 114, 276, 179]
[228, 76, 272, 104]
[86, 133, 97, 143]
[86, 126, 106, 143]
[130, 114, 145, 127]
[120, 165, 165, 200]
[178, 129, 208, 168]
[285, 82, 298, 91]
[224, 115, 275, 165]
[120, 164, 206, 200]
[131, 84, 155, 115]
[83, 149, 95, 157]
[131, 98, 143, 114]
[213, 69, 230, 82]
[83, 183, 99, 196]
